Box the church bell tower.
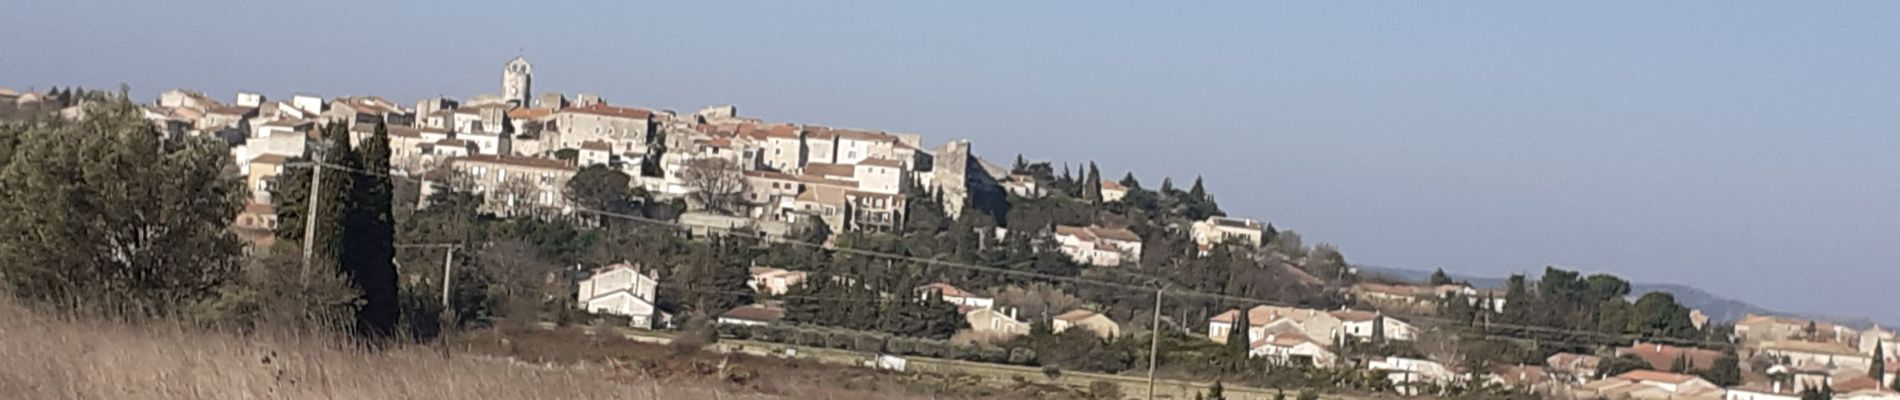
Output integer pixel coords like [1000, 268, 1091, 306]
[502, 56, 532, 106]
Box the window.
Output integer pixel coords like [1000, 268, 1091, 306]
[472, 166, 486, 177]
[539, 173, 552, 185]
[496, 169, 508, 182]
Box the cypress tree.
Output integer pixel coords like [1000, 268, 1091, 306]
[1226, 307, 1252, 363]
[343, 121, 400, 340]
[1188, 176, 1208, 200]
[1082, 162, 1102, 202]
[1160, 177, 1175, 193]
[1873, 341, 1886, 384]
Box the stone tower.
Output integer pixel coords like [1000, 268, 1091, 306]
[502, 56, 532, 106]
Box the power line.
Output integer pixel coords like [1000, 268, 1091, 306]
[294, 159, 1738, 349]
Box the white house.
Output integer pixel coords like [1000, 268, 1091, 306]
[1209, 305, 1344, 347]
[851, 158, 907, 195]
[717, 304, 785, 327]
[1725, 383, 1802, 400]
[1758, 340, 1875, 372]
[1248, 333, 1337, 367]
[917, 283, 993, 309]
[965, 307, 1032, 339]
[576, 262, 666, 328]
[1051, 309, 1120, 338]
[1191, 216, 1264, 248]
[1099, 180, 1127, 202]
[1052, 225, 1143, 267]
[748, 266, 807, 295]
[1330, 310, 1415, 341]
[1369, 356, 1458, 394]
[1614, 370, 1722, 396]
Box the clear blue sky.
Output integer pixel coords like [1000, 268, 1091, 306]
[6, 1, 1897, 322]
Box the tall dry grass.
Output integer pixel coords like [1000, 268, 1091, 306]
[0, 299, 882, 400]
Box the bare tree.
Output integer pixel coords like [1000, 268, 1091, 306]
[680, 157, 747, 215]
[478, 239, 562, 326]
[497, 176, 544, 217]
[992, 283, 1084, 322]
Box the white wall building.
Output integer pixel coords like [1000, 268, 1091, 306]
[576, 263, 665, 328]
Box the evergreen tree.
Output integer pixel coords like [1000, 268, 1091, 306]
[1225, 307, 1252, 367]
[1188, 176, 1207, 200]
[1159, 177, 1175, 193]
[342, 121, 400, 339]
[1702, 349, 1743, 387]
[1082, 162, 1102, 202]
[1873, 341, 1886, 384]
[0, 98, 242, 312]
[1012, 154, 1027, 173]
[1429, 268, 1454, 285]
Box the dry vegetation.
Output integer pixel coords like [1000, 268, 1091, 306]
[0, 299, 945, 400]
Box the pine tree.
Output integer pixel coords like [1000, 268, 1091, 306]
[0, 98, 242, 312]
[1012, 154, 1027, 173]
[1188, 176, 1208, 200]
[1429, 268, 1454, 285]
[343, 121, 400, 340]
[1159, 177, 1175, 193]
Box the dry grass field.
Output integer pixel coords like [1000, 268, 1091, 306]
[0, 300, 955, 400]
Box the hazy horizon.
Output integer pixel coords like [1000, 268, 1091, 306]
[5, 1, 1895, 323]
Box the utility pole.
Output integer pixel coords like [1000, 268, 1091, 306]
[299, 160, 324, 285]
[1147, 282, 1168, 400]
[440, 246, 456, 308]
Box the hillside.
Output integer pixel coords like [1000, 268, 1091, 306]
[1356, 265, 1772, 323]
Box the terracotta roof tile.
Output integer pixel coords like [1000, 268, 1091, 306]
[1614, 370, 1700, 384]
[720, 305, 785, 322]
[562, 103, 654, 119]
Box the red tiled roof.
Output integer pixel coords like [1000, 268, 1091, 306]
[579, 140, 613, 151]
[1330, 310, 1379, 323]
[1616, 342, 1724, 372]
[1100, 180, 1125, 191]
[1249, 333, 1318, 349]
[1834, 376, 1882, 392]
[507, 107, 554, 120]
[802, 163, 855, 178]
[917, 283, 976, 298]
[447, 154, 574, 171]
[857, 158, 905, 168]
[1615, 370, 1700, 384]
[242, 202, 275, 215]
[720, 305, 785, 322]
[561, 103, 653, 119]
[249, 154, 291, 166]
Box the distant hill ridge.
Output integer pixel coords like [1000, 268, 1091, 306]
[1353, 265, 1889, 329]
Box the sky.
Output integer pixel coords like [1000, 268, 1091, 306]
[4, 1, 1896, 322]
